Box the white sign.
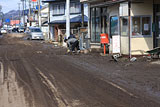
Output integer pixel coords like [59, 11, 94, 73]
[144, 24, 149, 31]
[112, 35, 120, 53]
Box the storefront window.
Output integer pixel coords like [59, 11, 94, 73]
[110, 16, 119, 37]
[95, 8, 101, 42]
[120, 17, 128, 36]
[132, 16, 151, 36]
[90, 7, 108, 42]
[142, 17, 151, 35]
[91, 8, 95, 42]
[132, 17, 141, 36]
[102, 8, 108, 33]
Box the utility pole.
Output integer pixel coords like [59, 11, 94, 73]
[29, 0, 31, 26]
[25, 0, 26, 26]
[18, 3, 21, 27]
[21, 0, 25, 27]
[128, 0, 131, 59]
[33, 1, 35, 21]
[38, 0, 41, 27]
[66, 0, 70, 38]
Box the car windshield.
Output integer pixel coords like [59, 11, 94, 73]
[31, 28, 41, 32]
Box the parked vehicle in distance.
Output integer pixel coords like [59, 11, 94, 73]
[18, 27, 25, 33]
[12, 28, 19, 33]
[25, 27, 44, 40]
[1, 28, 7, 34]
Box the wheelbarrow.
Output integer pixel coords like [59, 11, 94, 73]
[146, 47, 160, 58]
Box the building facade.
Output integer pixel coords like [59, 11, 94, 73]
[82, 0, 160, 55]
[43, 0, 88, 45]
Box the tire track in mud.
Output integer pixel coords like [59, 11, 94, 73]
[0, 64, 30, 107]
[0, 61, 4, 84]
[35, 67, 69, 107]
[0, 41, 35, 107]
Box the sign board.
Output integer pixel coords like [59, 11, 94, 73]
[0, 20, 2, 27]
[112, 35, 120, 53]
[36, 5, 42, 10]
[5, 19, 10, 23]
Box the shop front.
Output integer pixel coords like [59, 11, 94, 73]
[83, 0, 160, 55]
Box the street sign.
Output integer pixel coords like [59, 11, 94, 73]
[5, 19, 10, 23]
[36, 5, 42, 10]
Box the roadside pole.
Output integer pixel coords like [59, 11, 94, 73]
[128, 0, 131, 59]
[66, 0, 70, 38]
[29, 0, 31, 27]
[38, 0, 41, 28]
[18, 3, 21, 27]
[25, 0, 26, 27]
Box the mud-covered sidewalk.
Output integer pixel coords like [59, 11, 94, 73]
[64, 51, 160, 101]
[53, 43, 160, 105]
[0, 33, 160, 107]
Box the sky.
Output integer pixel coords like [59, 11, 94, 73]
[0, 0, 20, 13]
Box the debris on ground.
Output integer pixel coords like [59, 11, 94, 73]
[150, 60, 160, 65]
[130, 57, 137, 62]
[36, 51, 42, 54]
[112, 54, 122, 62]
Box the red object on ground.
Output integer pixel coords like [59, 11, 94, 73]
[100, 33, 109, 55]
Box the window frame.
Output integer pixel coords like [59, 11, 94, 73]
[131, 15, 152, 38]
[52, 3, 65, 16]
[70, 2, 81, 14]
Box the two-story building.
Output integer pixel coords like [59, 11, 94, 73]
[42, 0, 88, 45]
[81, 0, 160, 55]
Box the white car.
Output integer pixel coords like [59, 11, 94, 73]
[25, 27, 44, 40]
[1, 29, 7, 34]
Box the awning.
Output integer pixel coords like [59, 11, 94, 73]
[49, 15, 88, 24]
[42, 21, 48, 25]
[42, 0, 56, 3]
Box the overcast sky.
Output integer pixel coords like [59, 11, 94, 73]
[0, 0, 21, 13]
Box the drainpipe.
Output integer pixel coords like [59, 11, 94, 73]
[128, 0, 131, 59]
[66, 0, 70, 39]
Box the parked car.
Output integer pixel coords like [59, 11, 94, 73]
[12, 28, 19, 33]
[25, 27, 44, 40]
[1, 28, 7, 34]
[18, 27, 25, 33]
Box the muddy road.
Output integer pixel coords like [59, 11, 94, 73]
[0, 34, 160, 107]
